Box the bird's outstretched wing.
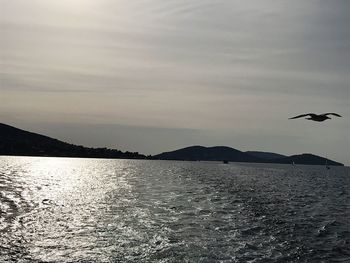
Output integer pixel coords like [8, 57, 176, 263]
[289, 113, 313, 119]
[323, 113, 342, 117]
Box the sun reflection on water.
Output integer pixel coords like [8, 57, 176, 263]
[1, 157, 135, 262]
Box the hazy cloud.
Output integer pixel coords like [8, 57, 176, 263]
[1, 0, 349, 164]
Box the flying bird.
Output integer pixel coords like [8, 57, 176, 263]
[289, 113, 342, 122]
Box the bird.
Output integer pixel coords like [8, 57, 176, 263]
[289, 113, 342, 122]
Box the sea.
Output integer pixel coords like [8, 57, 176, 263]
[1, 156, 349, 263]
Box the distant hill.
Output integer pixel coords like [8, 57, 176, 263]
[154, 146, 343, 166]
[272, 153, 343, 166]
[154, 146, 264, 163]
[0, 123, 344, 166]
[0, 123, 145, 159]
[246, 151, 286, 160]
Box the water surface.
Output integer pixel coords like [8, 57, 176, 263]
[1, 156, 350, 262]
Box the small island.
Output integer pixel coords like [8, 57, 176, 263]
[153, 146, 344, 166]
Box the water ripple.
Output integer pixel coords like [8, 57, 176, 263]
[1, 157, 350, 262]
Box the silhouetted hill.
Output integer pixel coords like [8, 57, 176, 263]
[246, 151, 286, 160]
[1, 123, 344, 166]
[0, 123, 145, 159]
[273, 153, 343, 166]
[154, 146, 343, 166]
[153, 146, 264, 162]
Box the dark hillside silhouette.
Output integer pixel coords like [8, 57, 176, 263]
[0, 123, 343, 166]
[154, 146, 263, 162]
[0, 123, 145, 159]
[272, 153, 343, 166]
[154, 146, 343, 166]
[245, 151, 287, 160]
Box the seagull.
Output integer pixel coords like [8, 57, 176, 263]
[289, 113, 342, 122]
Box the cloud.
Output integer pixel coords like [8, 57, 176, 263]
[1, 0, 349, 164]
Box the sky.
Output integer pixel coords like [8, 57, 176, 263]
[1, 0, 349, 164]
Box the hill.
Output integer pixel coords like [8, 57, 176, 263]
[0, 123, 145, 159]
[273, 153, 343, 166]
[154, 146, 343, 166]
[0, 123, 344, 166]
[154, 146, 264, 163]
[245, 151, 286, 160]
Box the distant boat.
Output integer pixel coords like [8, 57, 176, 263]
[223, 160, 229, 164]
[325, 159, 330, 170]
